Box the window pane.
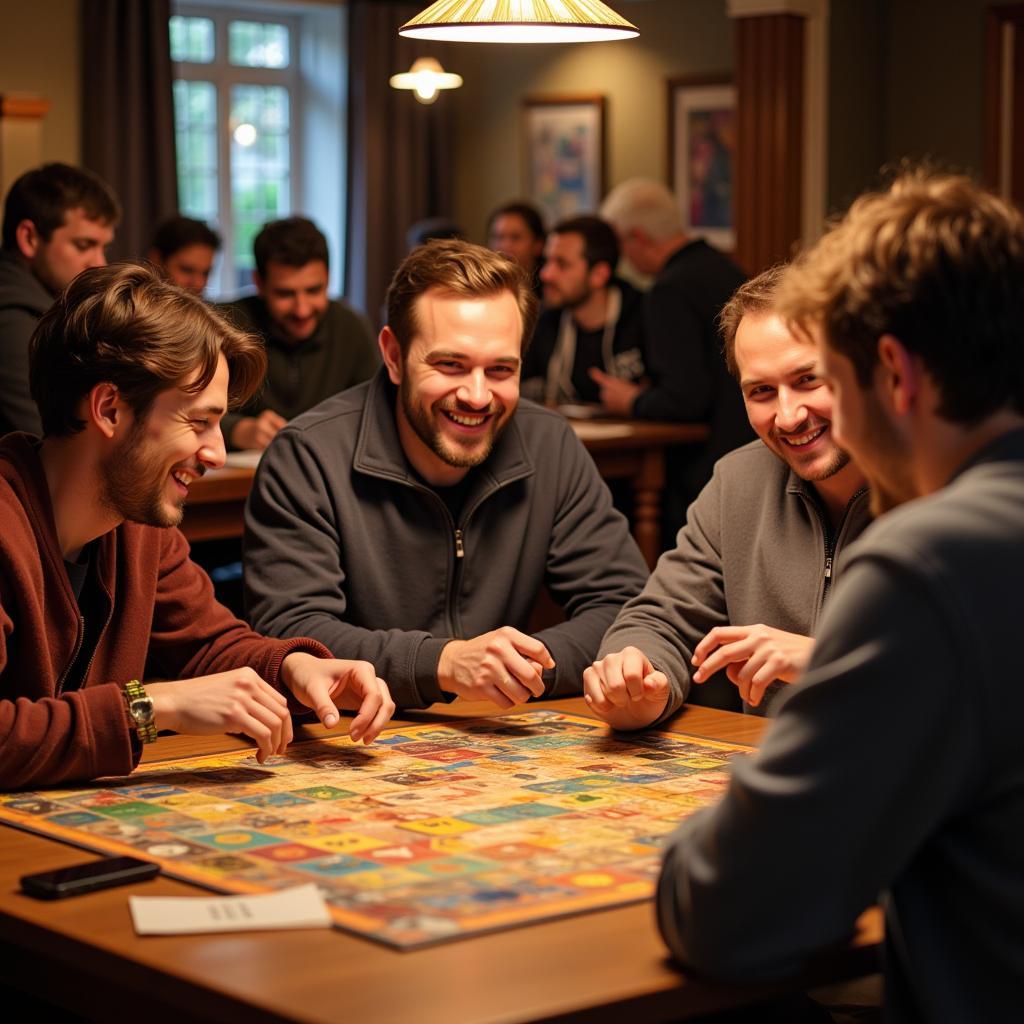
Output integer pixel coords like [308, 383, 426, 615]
[228, 20, 289, 68]
[231, 84, 291, 289]
[169, 15, 214, 63]
[173, 80, 219, 225]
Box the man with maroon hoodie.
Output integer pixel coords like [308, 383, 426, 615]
[0, 263, 394, 791]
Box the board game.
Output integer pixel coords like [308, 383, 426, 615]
[0, 711, 751, 949]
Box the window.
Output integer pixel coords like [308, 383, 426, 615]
[170, 4, 346, 298]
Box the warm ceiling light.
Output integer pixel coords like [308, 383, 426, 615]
[399, 1, 639, 44]
[389, 57, 464, 104]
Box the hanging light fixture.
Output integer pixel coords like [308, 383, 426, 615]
[399, 1, 639, 44]
[389, 57, 464, 104]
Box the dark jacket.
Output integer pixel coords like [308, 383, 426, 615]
[657, 429, 1024, 1022]
[220, 295, 379, 448]
[244, 370, 650, 709]
[0, 434, 329, 790]
[0, 251, 51, 435]
[635, 240, 753, 514]
[600, 440, 871, 719]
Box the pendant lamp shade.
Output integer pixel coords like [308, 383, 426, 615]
[400, 1, 639, 44]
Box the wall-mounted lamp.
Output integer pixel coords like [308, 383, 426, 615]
[399, 0, 639, 44]
[389, 57, 464, 104]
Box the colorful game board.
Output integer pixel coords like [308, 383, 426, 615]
[0, 711, 751, 949]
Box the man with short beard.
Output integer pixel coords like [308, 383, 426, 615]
[0, 264, 395, 791]
[585, 265, 870, 728]
[244, 239, 649, 711]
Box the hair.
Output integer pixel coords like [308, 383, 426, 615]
[253, 216, 329, 277]
[600, 178, 684, 242]
[149, 215, 221, 258]
[386, 239, 539, 357]
[777, 169, 1024, 425]
[550, 215, 620, 273]
[486, 200, 546, 243]
[719, 264, 789, 378]
[29, 263, 266, 438]
[2, 162, 121, 252]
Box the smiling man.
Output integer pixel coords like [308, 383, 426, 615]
[244, 239, 648, 711]
[585, 265, 870, 728]
[0, 264, 394, 791]
[0, 163, 119, 435]
[222, 217, 378, 451]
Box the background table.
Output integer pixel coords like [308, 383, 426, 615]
[0, 700, 880, 1023]
[182, 419, 708, 568]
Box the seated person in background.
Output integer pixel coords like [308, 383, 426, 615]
[406, 216, 464, 251]
[148, 215, 221, 295]
[600, 179, 753, 522]
[486, 199, 546, 302]
[656, 170, 1024, 1022]
[521, 215, 645, 408]
[244, 239, 649, 712]
[585, 265, 869, 729]
[222, 217, 378, 451]
[0, 162, 119, 435]
[0, 264, 393, 792]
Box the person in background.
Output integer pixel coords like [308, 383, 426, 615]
[0, 163, 119, 435]
[521, 214, 645, 408]
[486, 199, 546, 303]
[148, 215, 221, 296]
[222, 217, 378, 451]
[0, 263, 394, 792]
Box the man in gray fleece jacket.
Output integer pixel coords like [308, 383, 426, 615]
[585, 265, 870, 728]
[656, 170, 1024, 1022]
[244, 240, 648, 711]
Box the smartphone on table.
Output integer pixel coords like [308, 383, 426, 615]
[20, 856, 160, 899]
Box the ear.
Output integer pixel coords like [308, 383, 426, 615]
[86, 382, 131, 440]
[378, 326, 403, 386]
[589, 261, 612, 290]
[253, 269, 265, 296]
[876, 334, 919, 416]
[14, 220, 41, 260]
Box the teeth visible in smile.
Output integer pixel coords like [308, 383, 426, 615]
[172, 471, 191, 488]
[782, 425, 825, 447]
[447, 412, 486, 427]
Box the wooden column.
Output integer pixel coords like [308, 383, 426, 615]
[0, 95, 51, 196]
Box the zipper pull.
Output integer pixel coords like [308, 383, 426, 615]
[824, 556, 832, 579]
[454, 528, 465, 559]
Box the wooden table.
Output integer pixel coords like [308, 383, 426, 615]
[181, 419, 707, 568]
[0, 701, 881, 1023]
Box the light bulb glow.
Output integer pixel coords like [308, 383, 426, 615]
[390, 57, 463, 103]
[233, 122, 258, 146]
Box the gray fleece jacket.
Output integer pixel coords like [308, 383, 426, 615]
[0, 251, 51, 435]
[243, 370, 649, 708]
[599, 439, 871, 719]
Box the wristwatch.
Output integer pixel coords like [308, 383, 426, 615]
[124, 678, 158, 744]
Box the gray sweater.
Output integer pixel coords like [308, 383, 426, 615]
[244, 371, 649, 708]
[600, 440, 871, 718]
[657, 428, 1024, 1022]
[0, 251, 51, 435]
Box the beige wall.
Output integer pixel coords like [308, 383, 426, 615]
[448, 0, 733, 240]
[0, 0, 81, 182]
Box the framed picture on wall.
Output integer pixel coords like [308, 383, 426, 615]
[522, 95, 606, 225]
[668, 75, 737, 252]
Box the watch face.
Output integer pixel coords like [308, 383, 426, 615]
[130, 697, 155, 726]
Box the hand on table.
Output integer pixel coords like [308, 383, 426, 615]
[588, 369, 644, 417]
[691, 624, 814, 708]
[438, 627, 554, 709]
[281, 653, 395, 744]
[583, 645, 670, 730]
[146, 669, 293, 763]
[230, 409, 287, 451]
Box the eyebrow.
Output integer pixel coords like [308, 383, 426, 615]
[185, 404, 226, 417]
[740, 362, 818, 390]
[425, 350, 521, 368]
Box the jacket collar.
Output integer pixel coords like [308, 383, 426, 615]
[352, 368, 534, 491]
